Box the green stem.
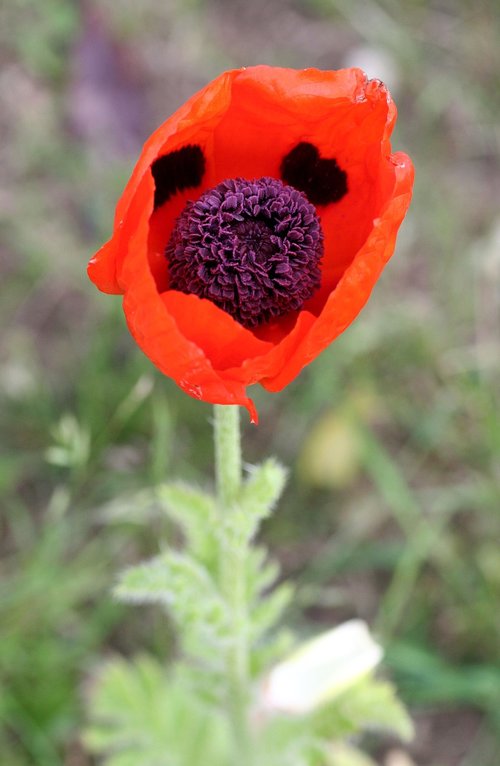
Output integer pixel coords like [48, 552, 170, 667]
[214, 404, 242, 508]
[213, 405, 252, 765]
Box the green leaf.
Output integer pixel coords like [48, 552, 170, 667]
[84, 655, 229, 766]
[256, 676, 411, 765]
[218, 460, 287, 549]
[312, 677, 414, 743]
[99, 482, 219, 568]
[241, 546, 293, 668]
[250, 582, 294, 642]
[247, 548, 281, 595]
[245, 547, 288, 616]
[256, 714, 326, 766]
[157, 483, 218, 568]
[251, 628, 295, 678]
[114, 552, 229, 660]
[239, 459, 288, 536]
[326, 743, 378, 766]
[45, 413, 90, 469]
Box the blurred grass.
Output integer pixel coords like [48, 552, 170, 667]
[1, 0, 499, 764]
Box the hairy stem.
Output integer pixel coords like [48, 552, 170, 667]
[214, 404, 242, 508]
[213, 404, 252, 764]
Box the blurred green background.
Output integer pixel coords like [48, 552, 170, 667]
[1, 0, 499, 764]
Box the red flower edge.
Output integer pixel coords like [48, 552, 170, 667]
[88, 66, 414, 423]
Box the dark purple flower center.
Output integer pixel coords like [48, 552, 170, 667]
[165, 177, 324, 328]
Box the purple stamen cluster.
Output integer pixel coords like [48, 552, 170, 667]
[166, 176, 324, 328]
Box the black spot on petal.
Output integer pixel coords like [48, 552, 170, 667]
[151, 144, 205, 209]
[280, 142, 347, 206]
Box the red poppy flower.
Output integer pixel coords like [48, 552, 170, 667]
[88, 66, 414, 423]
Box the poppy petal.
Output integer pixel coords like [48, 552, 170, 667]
[261, 151, 415, 391]
[114, 171, 260, 420]
[88, 69, 238, 295]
